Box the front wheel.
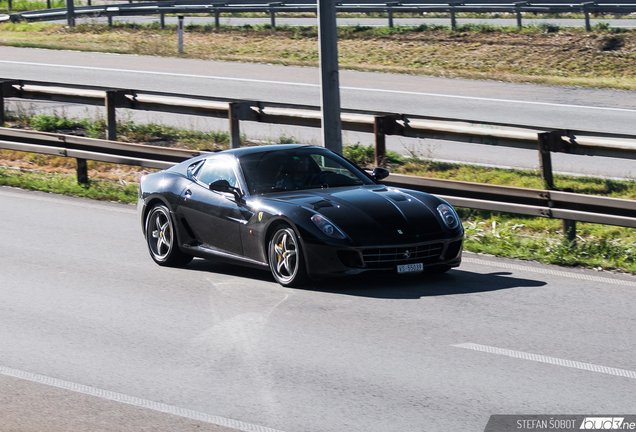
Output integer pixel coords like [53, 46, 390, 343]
[145, 204, 193, 267]
[268, 226, 308, 287]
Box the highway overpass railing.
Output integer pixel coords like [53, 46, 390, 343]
[1, 78, 636, 236]
[4, 0, 636, 31]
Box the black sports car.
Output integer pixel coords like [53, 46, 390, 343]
[138, 144, 463, 286]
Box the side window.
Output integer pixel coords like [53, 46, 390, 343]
[194, 158, 238, 188]
[187, 160, 204, 179]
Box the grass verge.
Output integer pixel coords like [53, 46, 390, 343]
[0, 166, 139, 202]
[0, 0, 65, 12]
[1, 21, 636, 89]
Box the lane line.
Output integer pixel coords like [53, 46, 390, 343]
[2, 60, 636, 114]
[0, 188, 137, 214]
[454, 343, 636, 379]
[0, 60, 315, 88]
[0, 364, 286, 432]
[463, 257, 636, 287]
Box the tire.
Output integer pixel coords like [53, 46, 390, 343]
[268, 225, 308, 287]
[145, 204, 193, 267]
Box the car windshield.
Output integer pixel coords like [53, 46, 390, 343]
[239, 147, 374, 195]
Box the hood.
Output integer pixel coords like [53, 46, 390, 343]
[266, 185, 444, 244]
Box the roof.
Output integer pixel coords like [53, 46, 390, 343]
[221, 144, 317, 158]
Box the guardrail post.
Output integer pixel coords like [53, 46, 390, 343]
[229, 102, 241, 148]
[448, 2, 462, 31]
[374, 115, 400, 167]
[269, 3, 282, 29]
[105, 90, 119, 141]
[160, 13, 165, 29]
[537, 131, 556, 190]
[386, 2, 399, 28]
[563, 219, 577, 244]
[8, 0, 12, 10]
[514, 2, 527, 30]
[76, 158, 88, 184]
[583, 2, 593, 31]
[108, 13, 113, 26]
[539, 131, 579, 242]
[214, 10, 220, 29]
[66, 0, 75, 27]
[47, 0, 51, 9]
[374, 117, 386, 167]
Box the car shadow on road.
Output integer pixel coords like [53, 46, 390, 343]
[186, 258, 275, 283]
[303, 269, 548, 299]
[186, 259, 547, 299]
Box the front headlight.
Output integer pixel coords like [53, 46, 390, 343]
[311, 214, 346, 239]
[437, 203, 460, 230]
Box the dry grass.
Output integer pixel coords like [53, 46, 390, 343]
[0, 150, 154, 182]
[1, 22, 636, 89]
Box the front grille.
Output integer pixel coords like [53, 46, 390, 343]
[362, 243, 444, 269]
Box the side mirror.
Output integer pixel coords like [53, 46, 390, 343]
[210, 179, 244, 201]
[371, 167, 390, 181]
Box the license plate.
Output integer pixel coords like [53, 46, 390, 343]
[397, 263, 424, 274]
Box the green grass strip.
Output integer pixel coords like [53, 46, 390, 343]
[0, 167, 139, 203]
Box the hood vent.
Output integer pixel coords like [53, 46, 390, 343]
[310, 199, 335, 210]
[386, 193, 408, 202]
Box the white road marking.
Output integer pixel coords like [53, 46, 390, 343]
[454, 343, 636, 379]
[2, 59, 636, 114]
[463, 257, 636, 287]
[0, 364, 286, 432]
[0, 188, 137, 214]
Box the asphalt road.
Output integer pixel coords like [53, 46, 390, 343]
[2, 46, 636, 178]
[2, 186, 636, 432]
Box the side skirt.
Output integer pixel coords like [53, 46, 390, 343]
[182, 244, 269, 270]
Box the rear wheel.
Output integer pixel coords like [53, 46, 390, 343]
[268, 225, 308, 287]
[145, 204, 193, 267]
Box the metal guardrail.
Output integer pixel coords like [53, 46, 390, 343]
[1, 78, 636, 234]
[4, 0, 636, 31]
[2, 127, 636, 232]
[0, 126, 204, 168]
[383, 173, 636, 229]
[3, 78, 636, 187]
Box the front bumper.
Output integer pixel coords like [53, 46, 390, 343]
[303, 235, 463, 278]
